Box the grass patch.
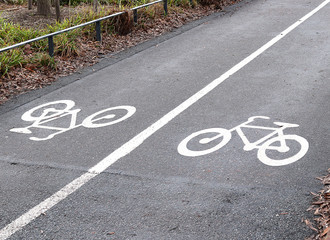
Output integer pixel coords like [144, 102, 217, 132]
[0, 49, 25, 76]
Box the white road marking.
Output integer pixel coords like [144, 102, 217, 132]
[10, 100, 136, 141]
[177, 116, 309, 166]
[1, 0, 329, 238]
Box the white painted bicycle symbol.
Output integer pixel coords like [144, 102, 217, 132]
[10, 100, 136, 141]
[178, 116, 309, 166]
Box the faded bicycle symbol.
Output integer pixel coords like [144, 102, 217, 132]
[10, 100, 136, 141]
[178, 116, 309, 166]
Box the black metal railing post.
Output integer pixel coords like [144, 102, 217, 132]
[163, 0, 168, 15]
[96, 21, 102, 42]
[48, 36, 54, 57]
[133, 9, 138, 23]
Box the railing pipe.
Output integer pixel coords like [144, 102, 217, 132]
[0, 0, 164, 56]
[131, 0, 162, 10]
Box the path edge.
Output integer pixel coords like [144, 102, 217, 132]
[0, 0, 254, 115]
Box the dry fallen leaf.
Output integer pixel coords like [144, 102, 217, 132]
[305, 219, 318, 232]
[321, 227, 330, 237]
[306, 168, 330, 240]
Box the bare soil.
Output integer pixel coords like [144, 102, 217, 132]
[1, 4, 95, 29]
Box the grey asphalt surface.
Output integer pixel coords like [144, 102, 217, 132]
[0, 0, 329, 239]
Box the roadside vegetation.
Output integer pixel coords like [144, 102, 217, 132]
[0, 0, 210, 77]
[0, 1, 163, 76]
[0, 0, 239, 103]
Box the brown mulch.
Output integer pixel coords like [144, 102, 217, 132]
[306, 169, 330, 240]
[0, 1, 240, 105]
[0, 2, 23, 11]
[1, 4, 91, 29]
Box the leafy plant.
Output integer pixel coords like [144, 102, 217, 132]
[47, 19, 82, 56]
[32, 53, 56, 69]
[0, 49, 25, 76]
[0, 18, 45, 49]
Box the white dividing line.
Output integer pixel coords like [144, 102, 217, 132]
[1, 0, 329, 238]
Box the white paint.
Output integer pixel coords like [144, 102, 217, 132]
[178, 116, 309, 166]
[1, 0, 328, 238]
[10, 100, 136, 141]
[178, 128, 231, 156]
[82, 106, 135, 128]
[258, 135, 309, 166]
[0, 172, 96, 240]
[21, 100, 76, 121]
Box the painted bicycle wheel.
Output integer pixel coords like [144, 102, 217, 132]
[21, 100, 76, 121]
[178, 128, 231, 157]
[82, 106, 136, 128]
[257, 135, 309, 166]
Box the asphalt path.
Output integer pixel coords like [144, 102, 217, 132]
[0, 0, 329, 239]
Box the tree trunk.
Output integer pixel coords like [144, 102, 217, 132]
[93, 0, 98, 13]
[37, 0, 52, 16]
[55, 0, 60, 22]
[28, 0, 32, 10]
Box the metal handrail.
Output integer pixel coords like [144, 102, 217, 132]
[0, 0, 167, 56]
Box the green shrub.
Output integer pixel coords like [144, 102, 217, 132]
[0, 49, 25, 76]
[32, 53, 56, 69]
[169, 0, 192, 7]
[0, 18, 45, 49]
[47, 19, 82, 56]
